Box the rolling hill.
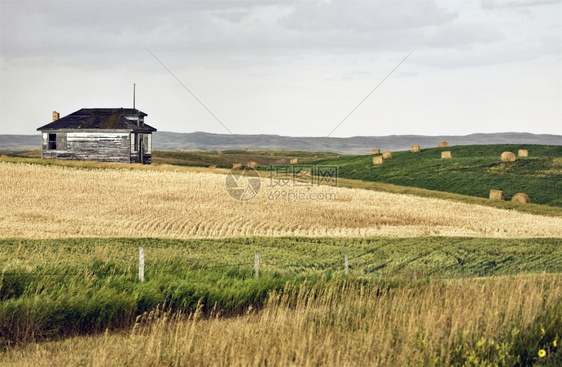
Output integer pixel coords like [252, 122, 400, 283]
[154, 131, 562, 153]
[309, 144, 562, 207]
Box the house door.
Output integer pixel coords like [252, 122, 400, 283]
[138, 134, 144, 163]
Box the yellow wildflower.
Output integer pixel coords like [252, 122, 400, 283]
[554, 339, 557, 347]
[538, 349, 546, 358]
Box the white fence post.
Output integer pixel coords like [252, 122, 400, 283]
[139, 246, 145, 282]
[344, 253, 349, 276]
[254, 251, 260, 278]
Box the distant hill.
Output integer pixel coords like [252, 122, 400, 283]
[1, 132, 560, 154]
[0, 135, 41, 151]
[153, 132, 562, 153]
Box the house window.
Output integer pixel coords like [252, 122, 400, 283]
[48, 134, 57, 150]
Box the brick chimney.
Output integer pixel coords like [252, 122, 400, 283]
[52, 111, 60, 121]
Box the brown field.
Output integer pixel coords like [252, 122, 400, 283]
[1, 162, 561, 239]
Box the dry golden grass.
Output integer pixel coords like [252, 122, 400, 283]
[2, 274, 560, 366]
[441, 151, 452, 159]
[1, 162, 562, 238]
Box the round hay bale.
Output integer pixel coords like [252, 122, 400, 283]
[290, 158, 299, 164]
[232, 163, 242, 169]
[382, 151, 392, 159]
[518, 149, 528, 157]
[489, 189, 504, 201]
[501, 151, 516, 162]
[373, 156, 384, 165]
[247, 161, 258, 169]
[371, 148, 380, 154]
[411, 145, 421, 153]
[438, 141, 448, 148]
[218, 151, 223, 156]
[511, 193, 530, 204]
[441, 151, 452, 159]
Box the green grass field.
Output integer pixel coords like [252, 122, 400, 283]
[2, 236, 562, 347]
[310, 144, 562, 207]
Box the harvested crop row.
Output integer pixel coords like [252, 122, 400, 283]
[1, 162, 561, 238]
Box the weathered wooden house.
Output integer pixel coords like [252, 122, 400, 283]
[37, 108, 157, 164]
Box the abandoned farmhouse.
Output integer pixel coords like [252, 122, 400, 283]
[37, 108, 157, 164]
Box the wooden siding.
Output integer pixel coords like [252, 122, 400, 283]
[42, 132, 132, 163]
[57, 133, 67, 150]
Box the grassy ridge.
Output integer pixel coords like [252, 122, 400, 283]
[153, 149, 339, 167]
[2, 237, 562, 346]
[311, 144, 562, 207]
[0, 149, 338, 169]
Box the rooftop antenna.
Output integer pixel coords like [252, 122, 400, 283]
[133, 83, 136, 109]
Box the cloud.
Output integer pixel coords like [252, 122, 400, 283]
[481, 0, 561, 10]
[0, 0, 486, 66]
[280, 0, 456, 32]
[1, 0, 560, 136]
[424, 23, 505, 49]
[2, 0, 559, 73]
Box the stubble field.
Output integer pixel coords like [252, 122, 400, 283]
[1, 162, 561, 239]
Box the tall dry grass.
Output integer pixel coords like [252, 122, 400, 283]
[2, 274, 560, 366]
[1, 162, 562, 238]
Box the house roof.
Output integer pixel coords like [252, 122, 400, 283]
[37, 108, 157, 133]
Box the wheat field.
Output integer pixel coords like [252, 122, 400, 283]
[1, 162, 561, 239]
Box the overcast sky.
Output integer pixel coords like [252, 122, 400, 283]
[1, 0, 560, 137]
